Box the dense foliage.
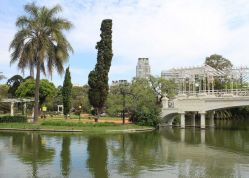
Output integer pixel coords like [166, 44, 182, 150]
[88, 19, 113, 118]
[106, 77, 176, 127]
[0, 116, 27, 123]
[129, 78, 161, 126]
[16, 79, 57, 105]
[130, 109, 160, 127]
[62, 67, 72, 117]
[72, 85, 91, 113]
[10, 3, 73, 121]
[0, 84, 9, 99]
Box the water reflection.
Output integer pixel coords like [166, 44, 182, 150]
[159, 127, 249, 177]
[0, 132, 55, 178]
[160, 127, 249, 154]
[0, 122, 249, 178]
[87, 136, 109, 178]
[110, 132, 165, 177]
[61, 136, 71, 178]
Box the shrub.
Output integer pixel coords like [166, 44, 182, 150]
[41, 120, 117, 127]
[130, 109, 161, 127]
[0, 116, 27, 123]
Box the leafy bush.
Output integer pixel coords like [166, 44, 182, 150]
[130, 109, 161, 127]
[41, 120, 117, 127]
[0, 116, 27, 123]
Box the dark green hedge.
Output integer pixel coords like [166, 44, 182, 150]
[130, 110, 161, 127]
[0, 116, 27, 123]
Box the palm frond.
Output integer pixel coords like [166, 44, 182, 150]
[24, 2, 39, 18]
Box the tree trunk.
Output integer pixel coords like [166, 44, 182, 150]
[34, 60, 41, 122]
[95, 108, 100, 122]
[30, 67, 34, 78]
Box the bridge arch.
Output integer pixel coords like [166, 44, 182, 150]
[204, 102, 249, 113]
[161, 113, 179, 126]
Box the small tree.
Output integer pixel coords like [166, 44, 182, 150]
[62, 67, 72, 118]
[88, 19, 113, 120]
[205, 54, 232, 70]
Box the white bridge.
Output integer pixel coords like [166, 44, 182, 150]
[161, 89, 249, 129]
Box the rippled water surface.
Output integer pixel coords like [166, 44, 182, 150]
[0, 120, 249, 178]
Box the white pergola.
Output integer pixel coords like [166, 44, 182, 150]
[161, 64, 225, 94]
[1, 98, 34, 116]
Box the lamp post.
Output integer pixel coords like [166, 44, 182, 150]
[78, 105, 82, 120]
[119, 82, 128, 125]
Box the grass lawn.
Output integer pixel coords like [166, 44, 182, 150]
[0, 117, 153, 133]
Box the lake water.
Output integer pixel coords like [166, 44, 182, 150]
[0, 120, 249, 178]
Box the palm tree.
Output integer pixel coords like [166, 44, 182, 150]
[9, 3, 73, 121]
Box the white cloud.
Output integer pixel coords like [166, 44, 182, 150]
[1, 0, 249, 83]
[41, 0, 249, 71]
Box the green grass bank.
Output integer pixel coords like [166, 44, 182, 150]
[0, 118, 154, 133]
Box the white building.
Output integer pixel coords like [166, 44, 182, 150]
[136, 58, 151, 78]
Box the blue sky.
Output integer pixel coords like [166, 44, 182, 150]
[1, 0, 249, 86]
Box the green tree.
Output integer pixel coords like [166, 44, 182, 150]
[205, 54, 233, 70]
[6, 75, 24, 97]
[129, 78, 161, 126]
[88, 19, 113, 120]
[10, 3, 73, 121]
[16, 79, 57, 106]
[205, 54, 233, 90]
[0, 84, 9, 101]
[72, 85, 91, 113]
[149, 76, 177, 106]
[106, 83, 133, 117]
[62, 67, 72, 118]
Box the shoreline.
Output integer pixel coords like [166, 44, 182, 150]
[0, 126, 155, 133]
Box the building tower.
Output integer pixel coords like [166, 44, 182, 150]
[136, 58, 151, 78]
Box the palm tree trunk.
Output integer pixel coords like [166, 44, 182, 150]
[34, 61, 41, 121]
[30, 67, 34, 78]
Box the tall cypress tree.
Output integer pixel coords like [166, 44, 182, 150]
[62, 67, 72, 118]
[88, 19, 113, 120]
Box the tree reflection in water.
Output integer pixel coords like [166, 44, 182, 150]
[60, 136, 71, 178]
[109, 132, 165, 177]
[0, 132, 55, 178]
[0, 120, 248, 178]
[87, 136, 109, 178]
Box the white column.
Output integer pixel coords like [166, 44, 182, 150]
[191, 113, 196, 127]
[180, 129, 185, 142]
[23, 102, 27, 115]
[200, 112, 206, 129]
[209, 111, 215, 127]
[10, 102, 14, 116]
[201, 130, 205, 144]
[180, 113, 185, 128]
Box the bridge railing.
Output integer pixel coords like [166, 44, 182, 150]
[178, 89, 249, 97]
